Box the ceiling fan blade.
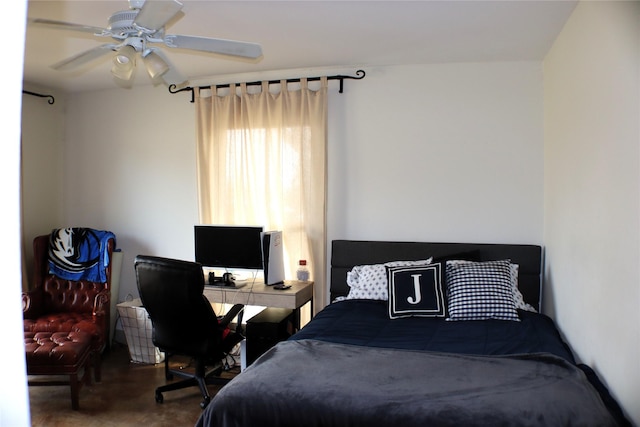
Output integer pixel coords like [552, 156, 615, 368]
[51, 44, 117, 71]
[160, 66, 189, 87]
[28, 18, 107, 35]
[128, 0, 146, 10]
[163, 35, 263, 59]
[134, 0, 183, 31]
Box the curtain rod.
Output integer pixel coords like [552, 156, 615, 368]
[22, 90, 55, 105]
[168, 69, 366, 103]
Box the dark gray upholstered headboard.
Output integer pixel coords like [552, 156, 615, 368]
[330, 240, 544, 312]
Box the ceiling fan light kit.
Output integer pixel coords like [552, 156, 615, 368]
[114, 45, 136, 65]
[30, 0, 263, 88]
[111, 44, 136, 81]
[143, 50, 169, 79]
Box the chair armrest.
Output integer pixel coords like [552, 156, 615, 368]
[92, 290, 110, 316]
[218, 304, 244, 328]
[22, 290, 44, 319]
[22, 292, 30, 312]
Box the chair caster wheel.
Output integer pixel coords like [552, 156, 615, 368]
[200, 397, 210, 409]
[155, 391, 164, 403]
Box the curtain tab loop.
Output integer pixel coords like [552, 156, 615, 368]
[321, 76, 328, 88]
[301, 78, 308, 90]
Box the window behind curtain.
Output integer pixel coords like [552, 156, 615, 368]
[195, 78, 328, 315]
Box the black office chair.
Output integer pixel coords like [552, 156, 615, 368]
[134, 255, 244, 409]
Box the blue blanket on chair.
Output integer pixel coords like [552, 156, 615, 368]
[48, 228, 116, 283]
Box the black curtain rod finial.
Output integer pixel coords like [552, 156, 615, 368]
[23, 90, 55, 104]
[168, 84, 195, 102]
[336, 69, 365, 93]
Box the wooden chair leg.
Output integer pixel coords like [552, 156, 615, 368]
[84, 356, 92, 386]
[93, 352, 102, 382]
[69, 373, 80, 410]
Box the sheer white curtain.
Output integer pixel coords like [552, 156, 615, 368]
[195, 78, 328, 313]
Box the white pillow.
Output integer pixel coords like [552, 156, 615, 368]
[447, 260, 536, 313]
[344, 258, 433, 301]
[508, 263, 537, 313]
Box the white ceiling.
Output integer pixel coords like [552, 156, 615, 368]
[23, 0, 578, 93]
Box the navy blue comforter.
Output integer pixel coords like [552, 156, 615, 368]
[291, 299, 575, 361]
[196, 300, 627, 427]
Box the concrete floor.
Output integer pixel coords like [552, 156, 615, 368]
[28, 342, 240, 427]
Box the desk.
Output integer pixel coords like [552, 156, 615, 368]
[203, 280, 313, 328]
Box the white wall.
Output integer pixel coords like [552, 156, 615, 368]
[20, 87, 66, 289]
[32, 61, 544, 306]
[328, 62, 543, 245]
[544, 1, 640, 424]
[63, 85, 200, 303]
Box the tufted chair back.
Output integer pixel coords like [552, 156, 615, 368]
[23, 233, 115, 381]
[29, 234, 113, 318]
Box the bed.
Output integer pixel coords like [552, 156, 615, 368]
[196, 240, 629, 427]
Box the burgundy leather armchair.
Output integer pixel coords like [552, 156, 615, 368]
[23, 233, 115, 381]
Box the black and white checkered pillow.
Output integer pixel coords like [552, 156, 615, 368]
[387, 264, 446, 319]
[447, 260, 537, 313]
[446, 259, 520, 321]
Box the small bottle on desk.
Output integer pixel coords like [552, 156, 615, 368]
[296, 260, 310, 281]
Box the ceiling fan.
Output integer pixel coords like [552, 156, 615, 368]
[29, 0, 263, 87]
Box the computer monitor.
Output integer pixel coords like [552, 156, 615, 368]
[194, 225, 264, 270]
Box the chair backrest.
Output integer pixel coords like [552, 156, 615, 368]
[134, 255, 223, 358]
[33, 233, 114, 315]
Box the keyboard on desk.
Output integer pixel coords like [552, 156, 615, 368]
[206, 280, 248, 289]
